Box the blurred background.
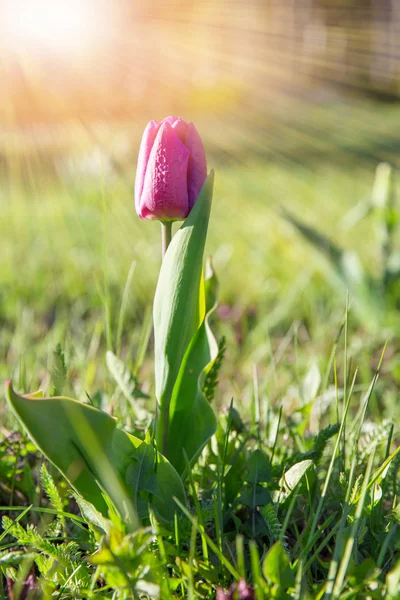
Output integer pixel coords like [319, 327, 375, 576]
[2, 0, 400, 122]
[1, 0, 400, 407]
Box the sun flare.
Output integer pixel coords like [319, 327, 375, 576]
[2, 0, 100, 56]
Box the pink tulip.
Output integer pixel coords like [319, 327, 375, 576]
[135, 116, 207, 221]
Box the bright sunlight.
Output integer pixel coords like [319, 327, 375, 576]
[2, 0, 100, 56]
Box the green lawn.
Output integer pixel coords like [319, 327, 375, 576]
[2, 100, 400, 598]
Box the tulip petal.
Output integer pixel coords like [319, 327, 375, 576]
[139, 122, 190, 221]
[162, 116, 188, 143]
[171, 118, 188, 142]
[134, 120, 159, 214]
[186, 123, 207, 210]
[163, 116, 178, 126]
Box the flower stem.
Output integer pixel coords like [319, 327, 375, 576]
[161, 222, 172, 259]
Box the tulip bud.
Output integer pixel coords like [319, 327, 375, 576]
[135, 116, 207, 222]
[216, 579, 255, 600]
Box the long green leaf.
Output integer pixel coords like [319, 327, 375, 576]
[153, 172, 214, 456]
[166, 261, 219, 475]
[5, 381, 185, 524]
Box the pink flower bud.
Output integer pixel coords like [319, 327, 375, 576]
[215, 579, 255, 600]
[135, 116, 207, 221]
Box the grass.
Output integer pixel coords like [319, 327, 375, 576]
[2, 99, 400, 598]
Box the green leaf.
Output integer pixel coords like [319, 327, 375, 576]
[153, 172, 215, 458]
[163, 256, 219, 475]
[5, 382, 185, 524]
[263, 542, 294, 588]
[300, 364, 321, 404]
[278, 460, 314, 501]
[75, 495, 112, 534]
[348, 557, 378, 585]
[237, 487, 272, 508]
[246, 449, 272, 484]
[126, 442, 160, 502]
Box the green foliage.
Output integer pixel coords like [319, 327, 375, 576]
[263, 542, 295, 589]
[39, 464, 64, 515]
[3, 335, 400, 598]
[283, 162, 399, 330]
[203, 336, 226, 404]
[39, 464, 65, 534]
[165, 260, 219, 475]
[51, 343, 67, 396]
[2, 515, 92, 595]
[312, 423, 340, 464]
[259, 504, 285, 546]
[90, 526, 167, 599]
[153, 172, 218, 469]
[6, 383, 185, 524]
[106, 350, 149, 402]
[2, 144, 400, 598]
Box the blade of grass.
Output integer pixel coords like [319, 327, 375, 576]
[301, 367, 358, 557]
[0, 505, 87, 525]
[0, 505, 32, 543]
[236, 535, 246, 579]
[249, 540, 264, 600]
[187, 518, 197, 600]
[329, 448, 376, 600]
[184, 450, 209, 563]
